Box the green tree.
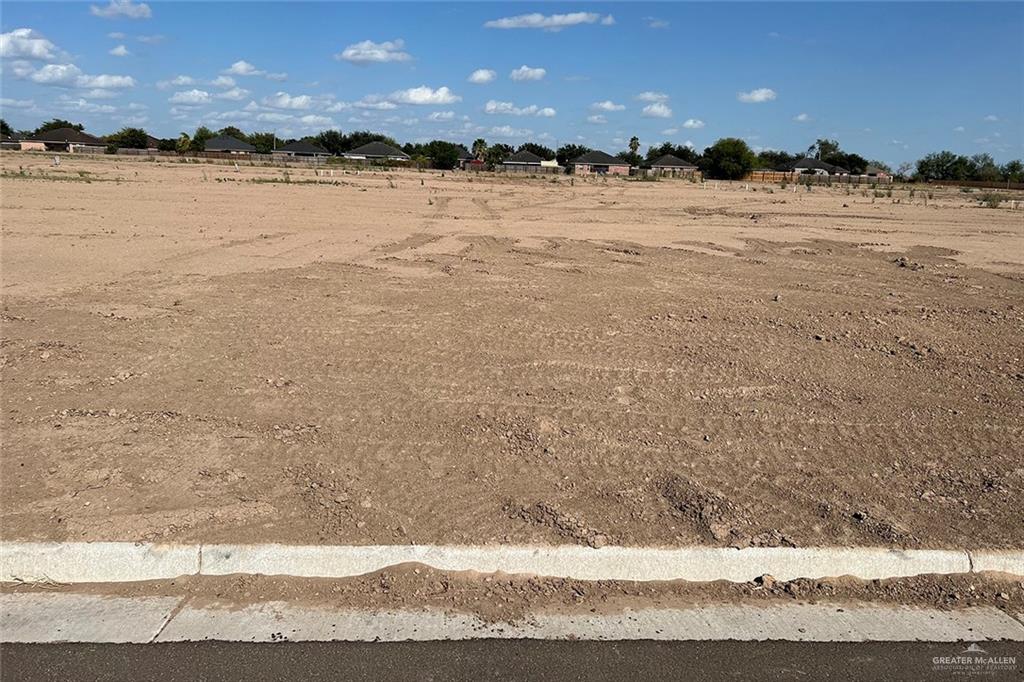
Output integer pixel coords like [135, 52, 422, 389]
[0, 119, 12, 137]
[866, 160, 892, 173]
[33, 119, 84, 137]
[484, 143, 514, 168]
[176, 133, 191, 154]
[342, 130, 399, 152]
[472, 138, 488, 160]
[106, 127, 150, 149]
[516, 142, 556, 160]
[422, 140, 462, 170]
[316, 130, 346, 156]
[556, 144, 592, 167]
[156, 138, 177, 152]
[217, 126, 247, 141]
[616, 150, 642, 166]
[700, 138, 756, 180]
[628, 136, 640, 155]
[189, 126, 214, 152]
[1001, 160, 1024, 183]
[970, 153, 1001, 182]
[807, 138, 840, 160]
[754, 149, 797, 169]
[248, 131, 276, 154]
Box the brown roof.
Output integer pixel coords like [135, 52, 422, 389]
[29, 127, 103, 144]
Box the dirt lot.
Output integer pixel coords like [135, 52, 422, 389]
[2, 153, 1022, 549]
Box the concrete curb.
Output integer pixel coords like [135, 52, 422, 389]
[2, 594, 1023, 643]
[3, 542, 1021, 584]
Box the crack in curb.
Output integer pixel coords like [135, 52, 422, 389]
[148, 595, 191, 644]
[967, 550, 975, 573]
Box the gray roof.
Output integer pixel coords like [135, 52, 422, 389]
[571, 150, 630, 166]
[456, 145, 473, 160]
[650, 154, 697, 169]
[29, 127, 103, 144]
[346, 141, 410, 159]
[275, 140, 330, 155]
[205, 135, 256, 152]
[504, 150, 543, 164]
[785, 157, 847, 174]
[864, 165, 888, 175]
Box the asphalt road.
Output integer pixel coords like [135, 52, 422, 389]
[3, 641, 1022, 681]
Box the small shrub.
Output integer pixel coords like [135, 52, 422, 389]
[873, 190, 886, 198]
[978, 193, 1005, 209]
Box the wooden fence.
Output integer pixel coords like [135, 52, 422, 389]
[744, 170, 893, 185]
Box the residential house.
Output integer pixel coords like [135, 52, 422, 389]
[25, 127, 105, 153]
[456, 145, 475, 170]
[272, 140, 331, 158]
[1, 134, 21, 151]
[342, 141, 410, 162]
[501, 149, 543, 172]
[863, 165, 891, 180]
[783, 157, 849, 176]
[568, 150, 631, 175]
[204, 135, 256, 154]
[648, 154, 700, 178]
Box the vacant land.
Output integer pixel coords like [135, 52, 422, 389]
[2, 154, 1022, 549]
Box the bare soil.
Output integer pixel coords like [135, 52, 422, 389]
[2, 154, 1022, 548]
[4, 568, 1022, 623]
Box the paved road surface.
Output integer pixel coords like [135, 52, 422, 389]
[4, 641, 1022, 681]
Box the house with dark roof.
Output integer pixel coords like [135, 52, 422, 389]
[25, 127, 105, 153]
[568, 150, 631, 175]
[456, 145, 477, 170]
[862, 165, 891, 179]
[204, 135, 256, 154]
[1, 134, 21, 151]
[342, 141, 410, 162]
[272, 140, 331, 158]
[782, 157, 849, 176]
[648, 154, 700, 177]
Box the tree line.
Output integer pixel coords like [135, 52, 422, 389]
[3, 118, 1020, 183]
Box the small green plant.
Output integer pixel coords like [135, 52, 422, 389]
[978, 192, 1005, 208]
[873, 190, 886, 198]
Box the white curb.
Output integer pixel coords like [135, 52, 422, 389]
[1, 542, 1020, 585]
[2, 594, 1023, 643]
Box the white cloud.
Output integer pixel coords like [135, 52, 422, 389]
[983, 114, 998, 122]
[90, 0, 151, 19]
[209, 75, 235, 88]
[389, 85, 460, 105]
[81, 88, 118, 99]
[337, 39, 411, 64]
[484, 12, 614, 31]
[168, 89, 210, 105]
[262, 91, 313, 110]
[591, 100, 625, 111]
[215, 87, 249, 101]
[468, 68, 496, 84]
[157, 75, 194, 89]
[793, 112, 810, 122]
[266, 72, 288, 82]
[587, 115, 607, 124]
[642, 102, 672, 118]
[0, 28, 60, 61]
[298, 114, 333, 127]
[109, 44, 130, 57]
[0, 97, 35, 109]
[682, 118, 704, 129]
[738, 87, 777, 103]
[428, 111, 454, 121]
[78, 73, 135, 89]
[660, 127, 678, 135]
[324, 101, 351, 113]
[224, 60, 263, 76]
[484, 100, 555, 117]
[953, 125, 965, 132]
[256, 112, 292, 123]
[635, 91, 668, 103]
[4, 60, 35, 79]
[57, 97, 116, 113]
[510, 65, 546, 81]
[354, 98, 398, 110]
[645, 17, 669, 29]
[28, 63, 82, 85]
[488, 125, 533, 138]
[108, 32, 126, 39]
[136, 34, 164, 44]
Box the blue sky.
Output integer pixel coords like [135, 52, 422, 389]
[1, 1, 1022, 165]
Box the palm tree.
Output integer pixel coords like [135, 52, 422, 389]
[629, 136, 640, 155]
[472, 138, 487, 160]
